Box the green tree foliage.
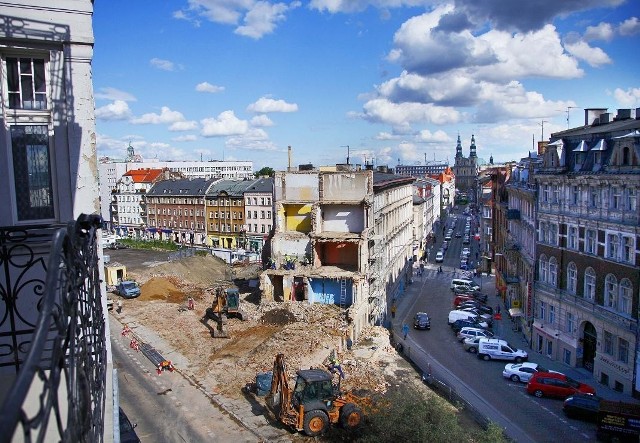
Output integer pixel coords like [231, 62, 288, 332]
[326, 385, 507, 443]
[255, 166, 275, 177]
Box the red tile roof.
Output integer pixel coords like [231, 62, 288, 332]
[123, 168, 164, 183]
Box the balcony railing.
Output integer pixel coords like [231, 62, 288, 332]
[0, 214, 107, 443]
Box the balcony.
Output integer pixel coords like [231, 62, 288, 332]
[0, 215, 107, 441]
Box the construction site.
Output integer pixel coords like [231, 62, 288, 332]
[107, 248, 486, 440]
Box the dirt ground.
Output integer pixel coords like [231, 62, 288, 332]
[111, 252, 416, 401]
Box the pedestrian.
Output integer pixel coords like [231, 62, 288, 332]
[391, 303, 397, 318]
[116, 300, 122, 314]
[328, 356, 345, 379]
[188, 296, 195, 310]
[496, 305, 501, 314]
[402, 323, 409, 340]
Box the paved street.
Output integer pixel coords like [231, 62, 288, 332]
[390, 208, 635, 442]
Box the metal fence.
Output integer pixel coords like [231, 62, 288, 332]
[168, 247, 196, 261]
[0, 214, 107, 442]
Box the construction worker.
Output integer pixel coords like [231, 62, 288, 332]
[329, 356, 345, 379]
[116, 300, 123, 314]
[188, 297, 194, 310]
[391, 303, 397, 319]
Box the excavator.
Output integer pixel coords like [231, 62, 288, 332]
[202, 286, 245, 338]
[266, 353, 369, 437]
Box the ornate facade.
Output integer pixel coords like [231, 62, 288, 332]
[452, 134, 479, 193]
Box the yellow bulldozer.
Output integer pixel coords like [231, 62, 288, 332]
[202, 286, 245, 338]
[265, 353, 370, 436]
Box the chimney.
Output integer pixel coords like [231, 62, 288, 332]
[615, 109, 631, 120]
[599, 113, 612, 124]
[584, 108, 608, 126]
[287, 146, 292, 171]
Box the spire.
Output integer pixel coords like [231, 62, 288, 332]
[490, 154, 494, 165]
[469, 134, 477, 158]
[126, 141, 135, 162]
[455, 134, 463, 158]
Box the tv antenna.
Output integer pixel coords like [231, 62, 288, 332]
[566, 106, 578, 129]
[539, 120, 549, 142]
[340, 145, 350, 165]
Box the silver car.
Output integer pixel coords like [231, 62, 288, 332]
[463, 336, 482, 353]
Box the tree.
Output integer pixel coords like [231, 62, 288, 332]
[255, 167, 275, 177]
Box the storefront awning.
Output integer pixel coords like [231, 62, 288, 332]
[509, 308, 523, 317]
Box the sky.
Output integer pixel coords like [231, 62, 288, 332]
[93, 0, 640, 171]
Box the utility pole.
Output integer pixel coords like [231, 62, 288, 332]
[539, 120, 548, 142]
[566, 106, 578, 129]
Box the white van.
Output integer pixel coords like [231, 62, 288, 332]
[477, 338, 528, 362]
[450, 278, 480, 292]
[448, 309, 477, 325]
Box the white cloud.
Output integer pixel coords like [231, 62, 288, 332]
[225, 128, 279, 151]
[415, 129, 451, 143]
[172, 134, 198, 142]
[375, 132, 398, 140]
[564, 40, 612, 67]
[618, 16, 640, 36]
[235, 1, 299, 39]
[247, 97, 298, 113]
[131, 106, 187, 125]
[94, 87, 136, 102]
[250, 114, 274, 127]
[200, 110, 249, 136]
[150, 58, 181, 71]
[583, 22, 615, 42]
[196, 82, 225, 93]
[360, 98, 461, 127]
[169, 120, 199, 131]
[95, 100, 132, 121]
[612, 87, 640, 107]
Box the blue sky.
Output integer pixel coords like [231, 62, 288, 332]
[93, 0, 640, 171]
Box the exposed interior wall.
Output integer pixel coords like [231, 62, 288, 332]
[321, 172, 371, 201]
[321, 204, 364, 233]
[316, 241, 358, 268]
[283, 204, 312, 233]
[272, 236, 310, 263]
[277, 172, 319, 201]
[308, 278, 353, 305]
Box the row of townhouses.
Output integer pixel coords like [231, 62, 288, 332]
[481, 108, 640, 398]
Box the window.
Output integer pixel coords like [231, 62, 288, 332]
[539, 255, 548, 283]
[589, 187, 599, 207]
[585, 229, 596, 254]
[563, 349, 572, 365]
[552, 186, 560, 203]
[619, 279, 632, 315]
[611, 187, 621, 210]
[572, 186, 580, 205]
[567, 262, 577, 294]
[606, 233, 620, 260]
[584, 268, 596, 301]
[604, 331, 613, 355]
[549, 224, 558, 246]
[546, 340, 553, 356]
[6, 57, 48, 110]
[568, 226, 578, 250]
[622, 236, 634, 263]
[261, 225, 265, 233]
[618, 338, 629, 364]
[548, 305, 555, 324]
[626, 187, 636, 211]
[549, 257, 558, 287]
[594, 151, 602, 165]
[541, 185, 550, 203]
[539, 301, 546, 320]
[10, 125, 54, 220]
[566, 312, 574, 333]
[604, 274, 617, 308]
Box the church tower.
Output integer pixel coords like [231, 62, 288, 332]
[469, 134, 477, 158]
[455, 134, 463, 158]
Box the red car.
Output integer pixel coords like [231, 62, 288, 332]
[526, 372, 595, 399]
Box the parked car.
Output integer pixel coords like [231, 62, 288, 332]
[451, 318, 489, 333]
[435, 251, 444, 263]
[413, 312, 431, 330]
[526, 372, 596, 398]
[455, 290, 488, 303]
[563, 393, 601, 422]
[462, 336, 482, 353]
[459, 307, 493, 323]
[455, 232, 462, 238]
[502, 362, 561, 383]
[109, 241, 129, 250]
[463, 236, 470, 245]
[453, 295, 475, 307]
[444, 233, 452, 241]
[477, 339, 527, 362]
[457, 327, 494, 342]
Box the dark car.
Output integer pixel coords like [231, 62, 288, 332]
[451, 318, 488, 333]
[109, 241, 129, 250]
[414, 312, 431, 330]
[119, 407, 141, 443]
[456, 290, 488, 303]
[563, 394, 601, 421]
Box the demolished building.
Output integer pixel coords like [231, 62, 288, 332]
[260, 166, 415, 341]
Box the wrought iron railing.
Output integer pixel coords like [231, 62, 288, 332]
[0, 214, 107, 443]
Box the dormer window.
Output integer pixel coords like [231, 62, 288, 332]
[622, 147, 630, 165]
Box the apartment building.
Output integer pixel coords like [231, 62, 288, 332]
[145, 178, 216, 245]
[504, 154, 542, 340]
[98, 155, 253, 228]
[205, 179, 254, 249]
[260, 167, 415, 341]
[533, 108, 640, 397]
[0, 1, 111, 439]
[111, 168, 177, 237]
[243, 177, 274, 253]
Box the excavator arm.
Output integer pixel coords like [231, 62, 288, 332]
[267, 353, 300, 429]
